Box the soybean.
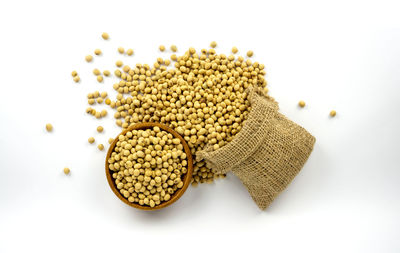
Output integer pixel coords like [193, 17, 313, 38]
[85, 55, 93, 62]
[126, 49, 134, 56]
[93, 69, 101, 76]
[45, 123, 53, 132]
[102, 33, 109, 40]
[170, 45, 177, 52]
[116, 60, 123, 67]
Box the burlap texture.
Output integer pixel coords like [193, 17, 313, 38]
[196, 87, 316, 210]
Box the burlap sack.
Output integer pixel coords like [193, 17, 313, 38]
[196, 87, 316, 210]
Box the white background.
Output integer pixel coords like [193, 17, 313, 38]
[0, 0, 399, 252]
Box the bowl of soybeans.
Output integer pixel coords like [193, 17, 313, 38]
[105, 122, 193, 210]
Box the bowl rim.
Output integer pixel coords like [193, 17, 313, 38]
[105, 122, 193, 211]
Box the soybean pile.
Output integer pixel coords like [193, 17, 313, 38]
[108, 126, 188, 207]
[80, 35, 268, 186]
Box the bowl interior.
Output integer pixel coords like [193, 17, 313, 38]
[105, 122, 193, 211]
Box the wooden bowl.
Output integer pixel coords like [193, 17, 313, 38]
[105, 122, 193, 211]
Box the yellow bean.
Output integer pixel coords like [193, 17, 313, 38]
[85, 55, 93, 62]
[126, 49, 134, 56]
[102, 33, 109, 40]
[45, 123, 53, 132]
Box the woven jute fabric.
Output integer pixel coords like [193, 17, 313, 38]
[196, 87, 316, 210]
